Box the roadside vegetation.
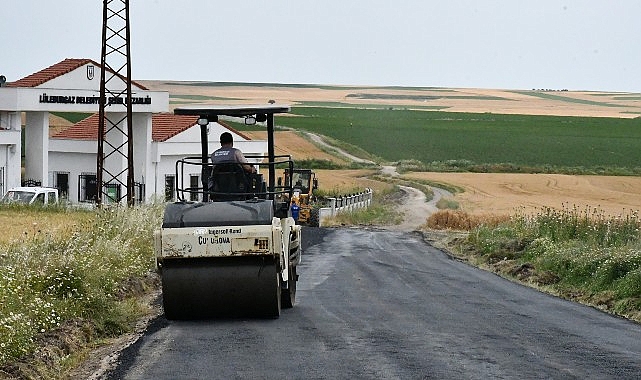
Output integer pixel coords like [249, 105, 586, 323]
[395, 158, 640, 176]
[0, 203, 163, 379]
[287, 158, 374, 170]
[425, 206, 641, 322]
[322, 185, 403, 227]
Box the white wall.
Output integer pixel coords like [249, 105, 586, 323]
[48, 151, 95, 203]
[0, 111, 22, 191]
[0, 111, 22, 192]
[132, 113, 154, 201]
[48, 121, 268, 204]
[0, 87, 169, 113]
[24, 112, 49, 185]
[0, 145, 9, 195]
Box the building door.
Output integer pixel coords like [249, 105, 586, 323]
[79, 174, 98, 202]
[164, 175, 175, 201]
[190, 174, 200, 201]
[0, 167, 4, 196]
[54, 172, 69, 199]
[134, 182, 145, 204]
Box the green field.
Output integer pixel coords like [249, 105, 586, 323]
[273, 107, 641, 173]
[509, 90, 628, 108]
[51, 112, 92, 124]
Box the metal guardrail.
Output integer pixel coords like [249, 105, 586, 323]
[317, 188, 373, 227]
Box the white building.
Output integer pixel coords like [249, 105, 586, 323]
[0, 58, 267, 203]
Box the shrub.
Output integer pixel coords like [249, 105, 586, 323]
[435, 197, 459, 210]
[426, 209, 509, 231]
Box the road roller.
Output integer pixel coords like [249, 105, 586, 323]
[154, 105, 301, 319]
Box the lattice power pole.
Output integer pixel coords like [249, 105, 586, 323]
[97, 0, 134, 206]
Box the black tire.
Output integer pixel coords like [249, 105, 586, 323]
[281, 265, 297, 308]
[269, 265, 282, 317]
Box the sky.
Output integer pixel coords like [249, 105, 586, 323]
[2, 1, 640, 92]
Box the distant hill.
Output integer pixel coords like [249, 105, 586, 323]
[140, 81, 641, 119]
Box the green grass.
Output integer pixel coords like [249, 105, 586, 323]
[325, 186, 403, 226]
[435, 197, 460, 210]
[614, 96, 641, 101]
[0, 203, 163, 377]
[461, 205, 641, 321]
[276, 107, 641, 173]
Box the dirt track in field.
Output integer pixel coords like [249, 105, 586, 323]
[142, 81, 641, 218]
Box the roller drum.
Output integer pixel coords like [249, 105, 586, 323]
[161, 256, 281, 319]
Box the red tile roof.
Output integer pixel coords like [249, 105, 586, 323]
[152, 114, 199, 141]
[52, 113, 100, 140]
[52, 113, 251, 143]
[52, 113, 196, 142]
[6, 58, 148, 90]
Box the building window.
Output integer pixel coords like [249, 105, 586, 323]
[134, 182, 145, 204]
[164, 175, 175, 201]
[53, 172, 69, 200]
[79, 173, 97, 202]
[189, 174, 200, 201]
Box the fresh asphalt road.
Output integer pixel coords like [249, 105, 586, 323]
[108, 228, 641, 379]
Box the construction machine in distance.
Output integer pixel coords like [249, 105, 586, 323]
[154, 105, 301, 319]
[282, 168, 319, 226]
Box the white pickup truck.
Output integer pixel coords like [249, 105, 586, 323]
[1, 187, 59, 205]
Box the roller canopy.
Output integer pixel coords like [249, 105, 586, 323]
[174, 104, 291, 119]
[174, 104, 291, 201]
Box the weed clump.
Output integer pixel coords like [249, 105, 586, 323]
[458, 204, 641, 321]
[425, 209, 508, 231]
[0, 203, 163, 376]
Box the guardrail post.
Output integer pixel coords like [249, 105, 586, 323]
[329, 197, 336, 217]
[320, 189, 375, 222]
